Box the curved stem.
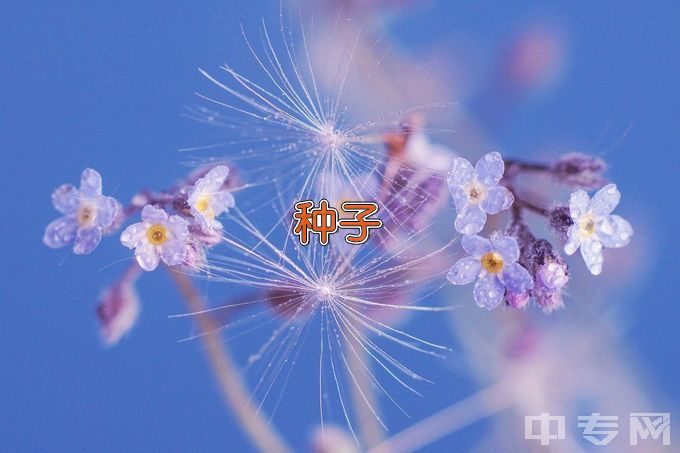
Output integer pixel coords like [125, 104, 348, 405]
[169, 270, 291, 453]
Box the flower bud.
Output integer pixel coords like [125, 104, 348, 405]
[552, 152, 607, 190]
[549, 205, 573, 241]
[96, 265, 141, 346]
[529, 240, 569, 313]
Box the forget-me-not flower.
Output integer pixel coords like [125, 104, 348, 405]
[120, 205, 189, 271]
[564, 184, 632, 275]
[447, 234, 533, 310]
[447, 152, 514, 234]
[187, 165, 234, 230]
[43, 168, 120, 255]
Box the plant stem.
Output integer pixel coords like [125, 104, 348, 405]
[369, 380, 513, 453]
[515, 199, 550, 217]
[169, 270, 291, 453]
[504, 159, 551, 173]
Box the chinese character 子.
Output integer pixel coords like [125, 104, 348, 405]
[293, 200, 382, 246]
[338, 202, 382, 244]
[630, 413, 671, 446]
[525, 413, 565, 446]
[293, 199, 338, 246]
[578, 413, 618, 445]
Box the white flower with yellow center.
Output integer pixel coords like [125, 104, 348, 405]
[187, 165, 235, 230]
[120, 205, 189, 271]
[447, 234, 533, 310]
[564, 184, 633, 275]
[447, 152, 514, 234]
[43, 168, 120, 255]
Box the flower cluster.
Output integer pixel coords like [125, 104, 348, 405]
[43, 164, 236, 343]
[447, 152, 632, 311]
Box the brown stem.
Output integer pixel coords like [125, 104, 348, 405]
[504, 159, 551, 173]
[169, 270, 291, 453]
[515, 199, 550, 217]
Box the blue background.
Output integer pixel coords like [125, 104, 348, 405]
[2, 1, 678, 451]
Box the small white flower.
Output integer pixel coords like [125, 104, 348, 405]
[187, 165, 235, 229]
[120, 205, 189, 271]
[447, 152, 514, 234]
[447, 234, 533, 310]
[564, 184, 633, 275]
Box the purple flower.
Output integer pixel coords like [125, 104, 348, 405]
[187, 165, 235, 230]
[120, 205, 190, 271]
[96, 265, 141, 346]
[447, 234, 533, 310]
[564, 184, 633, 275]
[43, 168, 120, 255]
[447, 152, 514, 234]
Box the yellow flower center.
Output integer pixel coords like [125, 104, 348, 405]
[77, 203, 97, 227]
[146, 224, 168, 245]
[195, 195, 215, 220]
[579, 216, 596, 237]
[480, 252, 504, 274]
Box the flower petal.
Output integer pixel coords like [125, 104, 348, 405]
[167, 215, 190, 241]
[454, 206, 487, 235]
[213, 190, 236, 214]
[447, 157, 474, 186]
[43, 216, 78, 248]
[461, 234, 492, 257]
[492, 235, 520, 263]
[141, 204, 168, 224]
[79, 168, 103, 198]
[564, 224, 581, 255]
[580, 238, 604, 275]
[591, 184, 620, 215]
[447, 257, 482, 285]
[96, 196, 119, 228]
[474, 152, 505, 186]
[480, 185, 514, 214]
[52, 184, 80, 214]
[205, 165, 230, 186]
[135, 243, 160, 271]
[120, 222, 147, 248]
[473, 274, 505, 310]
[569, 189, 591, 220]
[449, 185, 469, 212]
[598, 214, 632, 248]
[73, 226, 103, 255]
[499, 263, 533, 293]
[160, 240, 187, 267]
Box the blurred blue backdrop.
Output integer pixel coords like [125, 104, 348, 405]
[1, 1, 678, 451]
